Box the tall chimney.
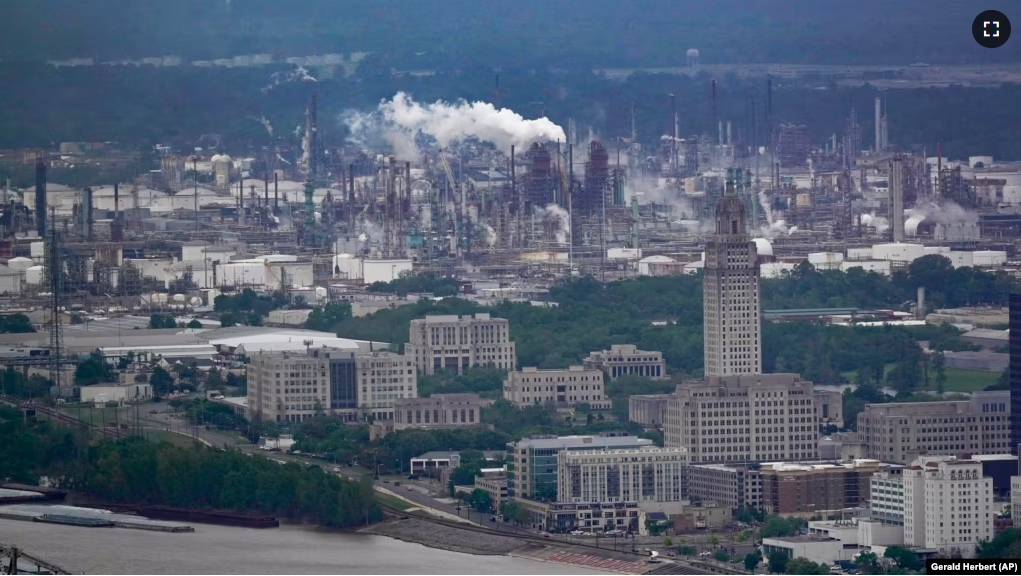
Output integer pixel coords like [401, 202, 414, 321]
[264, 172, 269, 207]
[891, 156, 905, 242]
[85, 187, 94, 241]
[35, 162, 46, 237]
[405, 161, 412, 204]
[114, 182, 120, 215]
[917, 286, 926, 319]
[274, 172, 279, 209]
[874, 97, 882, 153]
[726, 122, 732, 147]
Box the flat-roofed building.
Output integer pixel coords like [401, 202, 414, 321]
[503, 366, 611, 410]
[857, 390, 1011, 464]
[688, 463, 762, 510]
[664, 373, 820, 464]
[583, 344, 667, 380]
[474, 468, 509, 512]
[556, 446, 689, 504]
[507, 434, 653, 499]
[628, 394, 671, 427]
[248, 348, 416, 423]
[903, 456, 994, 558]
[405, 313, 516, 375]
[759, 459, 892, 517]
[394, 393, 482, 430]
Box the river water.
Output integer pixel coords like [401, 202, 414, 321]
[0, 519, 604, 575]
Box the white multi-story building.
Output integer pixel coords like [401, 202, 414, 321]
[870, 470, 906, 525]
[663, 373, 820, 464]
[248, 348, 417, 423]
[688, 463, 762, 510]
[1012, 476, 1021, 528]
[903, 456, 994, 558]
[405, 313, 516, 375]
[503, 366, 611, 410]
[556, 446, 689, 503]
[703, 179, 761, 377]
[583, 344, 668, 380]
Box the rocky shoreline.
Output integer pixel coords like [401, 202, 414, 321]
[362, 517, 529, 556]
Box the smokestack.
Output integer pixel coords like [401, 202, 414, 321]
[917, 286, 926, 319]
[766, 76, 772, 145]
[85, 187, 94, 241]
[671, 93, 679, 171]
[114, 182, 120, 215]
[718, 121, 723, 146]
[264, 173, 269, 207]
[936, 142, 943, 198]
[347, 164, 355, 204]
[891, 156, 905, 242]
[35, 161, 46, 237]
[405, 161, 412, 204]
[274, 172, 279, 209]
[874, 97, 882, 153]
[726, 122, 732, 147]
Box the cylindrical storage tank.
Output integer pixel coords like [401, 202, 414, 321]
[973, 250, 1007, 267]
[969, 156, 993, 168]
[30, 242, 45, 260]
[189, 296, 202, 307]
[847, 247, 872, 261]
[172, 293, 186, 303]
[315, 286, 328, 299]
[7, 257, 33, 270]
[25, 265, 44, 285]
[808, 252, 844, 270]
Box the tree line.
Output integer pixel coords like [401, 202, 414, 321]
[0, 406, 381, 528]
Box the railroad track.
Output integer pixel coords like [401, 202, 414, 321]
[377, 502, 713, 574]
[1, 398, 127, 440]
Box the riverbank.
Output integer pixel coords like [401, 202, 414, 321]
[362, 517, 525, 556]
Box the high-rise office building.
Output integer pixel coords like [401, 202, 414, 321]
[703, 178, 761, 376]
[1010, 292, 1021, 454]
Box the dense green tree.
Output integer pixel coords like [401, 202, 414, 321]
[714, 550, 730, 562]
[367, 272, 459, 297]
[977, 528, 1021, 559]
[677, 545, 697, 556]
[148, 314, 178, 329]
[468, 488, 492, 512]
[149, 367, 174, 399]
[219, 312, 238, 328]
[186, 319, 203, 329]
[883, 546, 922, 572]
[304, 301, 353, 332]
[759, 515, 807, 538]
[0, 314, 35, 333]
[768, 551, 789, 574]
[745, 551, 762, 572]
[785, 557, 830, 575]
[74, 352, 116, 386]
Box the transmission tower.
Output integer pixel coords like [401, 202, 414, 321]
[45, 207, 64, 397]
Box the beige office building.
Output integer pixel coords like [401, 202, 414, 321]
[688, 463, 762, 510]
[503, 366, 611, 410]
[405, 313, 516, 375]
[248, 348, 417, 423]
[583, 344, 667, 380]
[628, 394, 671, 427]
[557, 446, 689, 504]
[394, 393, 482, 430]
[857, 390, 1010, 464]
[663, 373, 820, 464]
[903, 456, 994, 558]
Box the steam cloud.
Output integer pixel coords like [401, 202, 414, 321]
[262, 66, 317, 93]
[906, 200, 978, 226]
[860, 213, 890, 234]
[535, 204, 570, 244]
[342, 92, 566, 156]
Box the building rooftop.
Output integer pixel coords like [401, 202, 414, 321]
[514, 435, 652, 450]
[963, 328, 1008, 341]
[759, 459, 885, 473]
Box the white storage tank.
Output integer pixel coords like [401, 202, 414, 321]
[683, 261, 705, 275]
[315, 286, 328, 300]
[847, 247, 872, 261]
[25, 265, 44, 285]
[189, 296, 203, 307]
[947, 251, 973, 268]
[30, 242, 45, 260]
[363, 259, 413, 285]
[334, 254, 363, 280]
[172, 293, 186, 303]
[156, 293, 169, 305]
[872, 243, 925, 263]
[760, 262, 796, 278]
[607, 248, 642, 260]
[972, 250, 1006, 267]
[7, 257, 33, 271]
[841, 260, 892, 276]
[808, 252, 843, 270]
[969, 156, 993, 168]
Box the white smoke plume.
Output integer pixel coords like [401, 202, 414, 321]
[534, 203, 570, 244]
[758, 190, 773, 225]
[906, 200, 978, 226]
[262, 66, 317, 93]
[756, 219, 796, 239]
[860, 213, 890, 234]
[276, 154, 292, 166]
[342, 92, 566, 155]
[480, 223, 498, 247]
[625, 176, 695, 220]
[256, 116, 273, 137]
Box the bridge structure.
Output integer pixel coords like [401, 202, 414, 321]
[0, 543, 74, 575]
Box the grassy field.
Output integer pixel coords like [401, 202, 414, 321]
[941, 368, 1000, 392]
[839, 365, 998, 393]
[375, 493, 415, 511]
[145, 429, 206, 449]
